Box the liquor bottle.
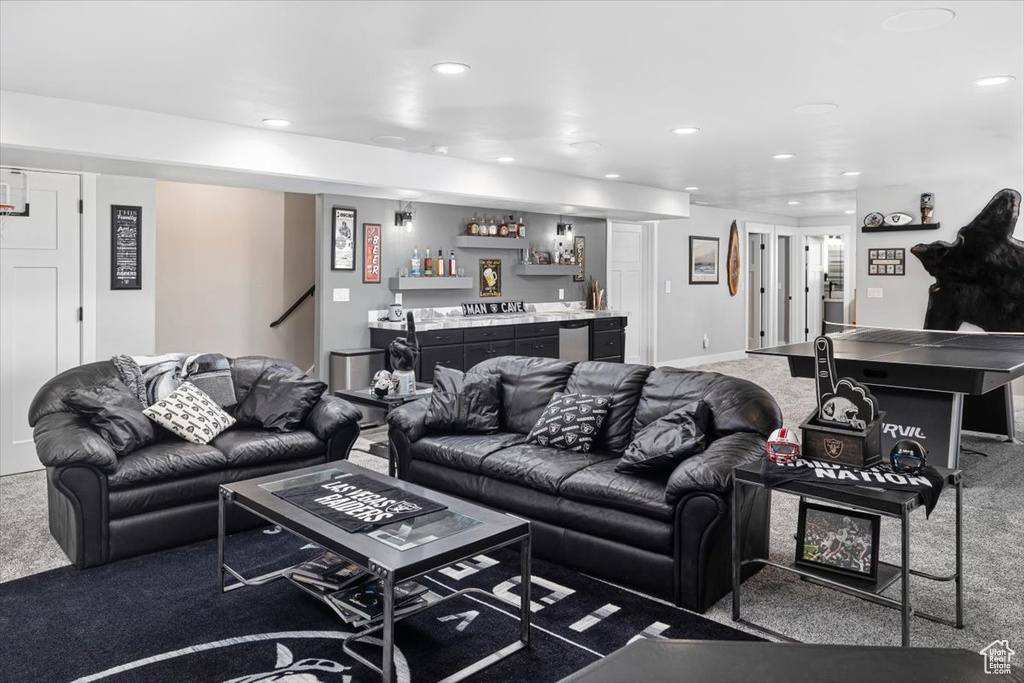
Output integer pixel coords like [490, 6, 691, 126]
[488, 218, 498, 236]
[467, 214, 479, 236]
[517, 216, 526, 238]
[411, 247, 421, 277]
[436, 246, 445, 276]
[448, 249, 456, 276]
[507, 215, 517, 237]
[424, 248, 434, 276]
[498, 216, 508, 237]
[557, 241, 564, 264]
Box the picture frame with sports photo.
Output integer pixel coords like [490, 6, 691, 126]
[795, 501, 880, 581]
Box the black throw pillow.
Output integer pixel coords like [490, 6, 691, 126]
[424, 366, 502, 434]
[616, 399, 711, 474]
[64, 379, 157, 457]
[526, 392, 611, 453]
[233, 366, 327, 433]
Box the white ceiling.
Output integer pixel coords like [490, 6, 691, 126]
[1, 0, 1022, 217]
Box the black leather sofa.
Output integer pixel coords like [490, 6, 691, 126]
[30, 356, 362, 568]
[388, 356, 782, 613]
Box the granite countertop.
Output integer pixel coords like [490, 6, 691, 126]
[368, 305, 627, 331]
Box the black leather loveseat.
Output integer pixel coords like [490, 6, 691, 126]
[388, 356, 782, 613]
[30, 356, 362, 568]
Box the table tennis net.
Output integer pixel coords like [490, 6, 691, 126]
[822, 322, 1024, 352]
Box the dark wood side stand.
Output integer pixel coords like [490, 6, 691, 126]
[731, 460, 963, 647]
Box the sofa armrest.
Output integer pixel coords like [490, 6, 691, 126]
[305, 395, 363, 442]
[665, 432, 765, 503]
[33, 413, 118, 474]
[386, 399, 430, 443]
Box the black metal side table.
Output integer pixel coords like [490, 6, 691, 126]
[731, 460, 963, 647]
[335, 385, 431, 477]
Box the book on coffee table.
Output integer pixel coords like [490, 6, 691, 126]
[328, 580, 428, 622]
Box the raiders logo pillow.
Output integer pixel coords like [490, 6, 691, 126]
[143, 382, 235, 445]
[526, 392, 611, 453]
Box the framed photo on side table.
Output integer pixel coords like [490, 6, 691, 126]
[795, 501, 880, 581]
[689, 236, 720, 284]
[332, 207, 356, 271]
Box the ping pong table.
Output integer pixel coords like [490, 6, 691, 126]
[749, 326, 1024, 468]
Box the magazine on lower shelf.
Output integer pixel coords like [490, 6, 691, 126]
[327, 580, 429, 622]
[289, 552, 366, 590]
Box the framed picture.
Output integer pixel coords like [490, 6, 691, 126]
[479, 259, 502, 298]
[332, 207, 356, 271]
[536, 251, 552, 265]
[795, 501, 880, 581]
[362, 223, 382, 284]
[573, 236, 586, 282]
[110, 205, 142, 290]
[689, 236, 720, 284]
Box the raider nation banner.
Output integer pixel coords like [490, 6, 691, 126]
[274, 474, 447, 532]
[760, 459, 948, 516]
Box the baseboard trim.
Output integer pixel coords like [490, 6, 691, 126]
[657, 350, 748, 368]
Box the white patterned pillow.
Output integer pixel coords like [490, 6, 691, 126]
[143, 382, 235, 444]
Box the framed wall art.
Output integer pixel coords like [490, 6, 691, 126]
[573, 235, 586, 282]
[479, 259, 502, 298]
[111, 205, 142, 290]
[795, 501, 880, 581]
[363, 223, 382, 284]
[689, 236, 720, 285]
[332, 207, 356, 271]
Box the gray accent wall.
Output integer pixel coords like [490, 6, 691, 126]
[315, 194, 607, 377]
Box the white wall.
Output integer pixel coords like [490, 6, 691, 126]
[94, 175, 156, 358]
[656, 206, 799, 365]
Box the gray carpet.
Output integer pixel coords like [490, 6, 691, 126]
[2, 356, 1021, 653]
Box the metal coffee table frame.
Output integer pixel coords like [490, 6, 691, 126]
[731, 461, 963, 647]
[218, 462, 531, 683]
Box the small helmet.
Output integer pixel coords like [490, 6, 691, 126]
[371, 369, 393, 397]
[889, 439, 926, 473]
[767, 427, 801, 465]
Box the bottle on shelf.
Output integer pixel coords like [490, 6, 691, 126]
[488, 218, 498, 236]
[557, 241, 564, 264]
[448, 249, 457, 277]
[424, 248, 434, 276]
[517, 216, 526, 238]
[506, 215, 517, 238]
[410, 247, 421, 277]
[498, 216, 509, 237]
[436, 246, 445, 276]
[467, 214, 479, 236]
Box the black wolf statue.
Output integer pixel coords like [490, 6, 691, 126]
[911, 188, 1024, 332]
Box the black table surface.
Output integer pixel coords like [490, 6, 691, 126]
[560, 639, 1022, 683]
[734, 460, 959, 517]
[334, 383, 432, 408]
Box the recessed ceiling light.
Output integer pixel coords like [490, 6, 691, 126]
[371, 135, 406, 144]
[882, 8, 954, 33]
[793, 103, 838, 115]
[772, 153, 796, 160]
[842, 171, 861, 176]
[787, 200, 801, 205]
[431, 62, 469, 75]
[570, 141, 602, 151]
[684, 186, 699, 191]
[431, 144, 449, 155]
[844, 210, 856, 214]
[495, 156, 516, 163]
[604, 173, 620, 179]
[671, 127, 701, 135]
[975, 75, 1015, 87]
[262, 118, 292, 128]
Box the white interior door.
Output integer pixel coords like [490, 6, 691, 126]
[747, 233, 765, 349]
[777, 235, 791, 344]
[607, 222, 643, 364]
[0, 170, 82, 475]
[805, 235, 825, 340]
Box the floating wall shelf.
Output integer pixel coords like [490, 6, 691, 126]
[454, 236, 529, 250]
[388, 276, 473, 291]
[861, 223, 940, 233]
[515, 264, 579, 276]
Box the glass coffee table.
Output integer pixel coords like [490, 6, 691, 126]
[218, 461, 531, 683]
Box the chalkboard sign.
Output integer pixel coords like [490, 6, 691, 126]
[111, 205, 142, 290]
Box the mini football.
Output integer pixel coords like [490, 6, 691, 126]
[884, 212, 914, 226]
[863, 212, 885, 228]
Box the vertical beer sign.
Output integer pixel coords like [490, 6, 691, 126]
[111, 205, 142, 290]
[363, 223, 382, 283]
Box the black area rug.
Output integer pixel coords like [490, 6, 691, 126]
[0, 527, 758, 682]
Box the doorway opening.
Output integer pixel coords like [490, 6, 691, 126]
[747, 233, 766, 349]
[777, 235, 792, 344]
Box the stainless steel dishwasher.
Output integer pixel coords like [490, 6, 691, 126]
[559, 320, 590, 362]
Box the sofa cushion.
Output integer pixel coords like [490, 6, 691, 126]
[526, 392, 611, 453]
[230, 355, 303, 406]
[233, 366, 326, 433]
[633, 367, 783, 440]
[143, 382, 236, 444]
[64, 379, 156, 457]
[565, 361, 653, 452]
[211, 428, 326, 467]
[108, 441, 229, 489]
[561, 459, 676, 522]
[616, 399, 711, 475]
[480, 443, 617, 495]
[28, 360, 121, 426]
[467, 356, 576, 434]
[409, 432, 527, 473]
[424, 366, 502, 434]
